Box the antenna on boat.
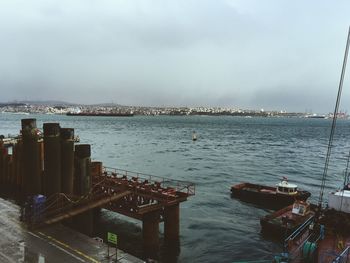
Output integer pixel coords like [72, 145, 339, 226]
[318, 26, 350, 207]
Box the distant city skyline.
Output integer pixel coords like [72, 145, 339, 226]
[1, 1, 350, 113]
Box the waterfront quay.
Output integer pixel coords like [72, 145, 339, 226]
[0, 197, 144, 263]
[0, 118, 195, 261]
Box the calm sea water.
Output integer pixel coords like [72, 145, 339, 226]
[2, 113, 350, 262]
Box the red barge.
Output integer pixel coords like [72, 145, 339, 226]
[231, 179, 311, 210]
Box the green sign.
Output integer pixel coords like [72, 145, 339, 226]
[107, 232, 117, 245]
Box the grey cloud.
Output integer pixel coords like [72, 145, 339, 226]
[0, 0, 350, 112]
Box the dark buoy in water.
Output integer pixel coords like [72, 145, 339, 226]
[192, 131, 197, 141]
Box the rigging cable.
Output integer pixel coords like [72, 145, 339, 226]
[318, 26, 350, 207]
[345, 151, 350, 187]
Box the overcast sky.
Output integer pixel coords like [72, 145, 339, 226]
[1, 0, 350, 112]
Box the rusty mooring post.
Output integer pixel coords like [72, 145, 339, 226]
[13, 140, 23, 197]
[90, 161, 103, 222]
[60, 128, 74, 195]
[8, 153, 14, 191]
[91, 161, 103, 177]
[43, 123, 61, 197]
[12, 144, 18, 190]
[2, 148, 9, 191]
[73, 144, 93, 236]
[74, 144, 91, 196]
[142, 210, 160, 259]
[21, 118, 42, 198]
[38, 139, 44, 190]
[164, 203, 180, 244]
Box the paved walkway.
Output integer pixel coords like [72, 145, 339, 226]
[0, 198, 144, 263]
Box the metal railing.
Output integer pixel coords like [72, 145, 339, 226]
[102, 166, 195, 196]
[332, 246, 350, 263]
[284, 216, 315, 250]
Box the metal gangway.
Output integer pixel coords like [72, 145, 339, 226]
[27, 166, 195, 227]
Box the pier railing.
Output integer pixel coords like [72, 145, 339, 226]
[102, 166, 195, 197]
[23, 165, 195, 227]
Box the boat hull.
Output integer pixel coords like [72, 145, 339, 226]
[231, 182, 311, 210]
[260, 204, 315, 239]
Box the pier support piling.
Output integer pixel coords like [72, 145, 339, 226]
[61, 128, 74, 195]
[14, 141, 23, 198]
[91, 161, 103, 177]
[72, 144, 93, 235]
[74, 144, 91, 195]
[142, 210, 160, 259]
[3, 151, 9, 191]
[0, 143, 6, 189]
[43, 123, 61, 197]
[21, 119, 42, 198]
[8, 154, 14, 191]
[164, 203, 180, 245]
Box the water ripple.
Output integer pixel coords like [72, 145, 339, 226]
[3, 114, 350, 262]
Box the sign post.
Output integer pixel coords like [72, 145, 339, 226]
[107, 232, 118, 262]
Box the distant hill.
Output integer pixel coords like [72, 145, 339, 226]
[2, 100, 77, 106]
[1, 100, 126, 107]
[88, 103, 123, 107]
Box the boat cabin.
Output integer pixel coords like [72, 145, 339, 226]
[276, 179, 298, 195]
[328, 190, 350, 214]
[292, 201, 311, 216]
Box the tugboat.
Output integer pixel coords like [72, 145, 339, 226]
[231, 178, 311, 210]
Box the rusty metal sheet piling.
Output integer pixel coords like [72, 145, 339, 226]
[142, 210, 160, 259]
[74, 144, 91, 196]
[3, 150, 9, 188]
[164, 203, 180, 245]
[61, 128, 74, 195]
[21, 118, 42, 197]
[43, 123, 61, 197]
[0, 142, 5, 187]
[73, 144, 93, 235]
[14, 140, 23, 196]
